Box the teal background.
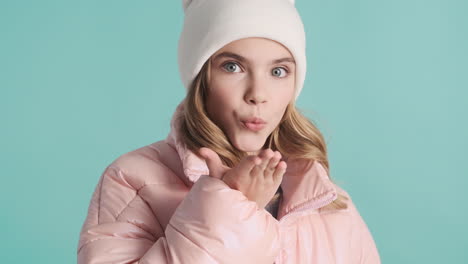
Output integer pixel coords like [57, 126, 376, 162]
[1, 0, 467, 263]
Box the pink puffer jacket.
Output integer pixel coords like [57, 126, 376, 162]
[77, 104, 381, 264]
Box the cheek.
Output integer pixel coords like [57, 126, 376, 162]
[272, 86, 294, 114]
[207, 76, 244, 114]
[205, 89, 237, 129]
[280, 81, 296, 101]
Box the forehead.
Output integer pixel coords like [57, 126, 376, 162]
[212, 37, 295, 64]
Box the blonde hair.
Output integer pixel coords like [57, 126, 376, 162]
[179, 57, 348, 211]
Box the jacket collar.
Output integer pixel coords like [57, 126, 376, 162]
[165, 100, 338, 218]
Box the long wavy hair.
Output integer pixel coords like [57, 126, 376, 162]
[178, 57, 348, 211]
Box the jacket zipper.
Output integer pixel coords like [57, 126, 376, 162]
[274, 192, 337, 264]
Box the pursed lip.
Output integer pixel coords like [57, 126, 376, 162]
[241, 117, 266, 124]
[240, 117, 267, 131]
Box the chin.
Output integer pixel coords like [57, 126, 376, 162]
[231, 135, 267, 153]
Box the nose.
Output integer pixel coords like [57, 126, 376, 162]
[244, 74, 268, 105]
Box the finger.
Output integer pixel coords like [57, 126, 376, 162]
[266, 151, 281, 172]
[272, 161, 287, 181]
[198, 147, 225, 179]
[237, 155, 261, 175]
[259, 149, 274, 170]
[252, 149, 274, 175]
[263, 151, 280, 179]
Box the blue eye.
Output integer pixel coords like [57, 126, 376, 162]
[272, 67, 288, 78]
[222, 62, 241, 72]
[221, 62, 289, 78]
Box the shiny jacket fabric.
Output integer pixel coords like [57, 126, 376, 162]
[77, 104, 381, 264]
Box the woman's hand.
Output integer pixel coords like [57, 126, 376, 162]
[199, 147, 287, 209]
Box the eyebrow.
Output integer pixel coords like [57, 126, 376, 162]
[213, 51, 296, 65]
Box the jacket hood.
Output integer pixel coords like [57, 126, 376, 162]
[165, 100, 338, 217]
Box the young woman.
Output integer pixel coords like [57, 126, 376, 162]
[77, 0, 381, 263]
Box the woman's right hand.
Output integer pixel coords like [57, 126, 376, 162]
[198, 147, 287, 209]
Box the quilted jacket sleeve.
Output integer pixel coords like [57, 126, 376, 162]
[348, 196, 381, 263]
[77, 167, 280, 264]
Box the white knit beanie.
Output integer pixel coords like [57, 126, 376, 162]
[178, 0, 307, 100]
